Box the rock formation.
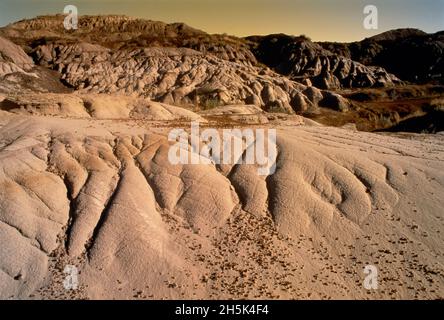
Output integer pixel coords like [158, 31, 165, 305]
[247, 34, 402, 89]
[0, 15, 443, 301]
[320, 28, 444, 84]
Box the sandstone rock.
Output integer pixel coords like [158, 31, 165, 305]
[0, 36, 33, 68]
[290, 92, 309, 112]
[247, 34, 402, 89]
[0, 109, 443, 299]
[0, 36, 34, 77]
[30, 42, 318, 112]
[320, 91, 351, 112]
[1, 15, 256, 67]
[303, 86, 324, 105]
[320, 28, 444, 84]
[0, 92, 205, 121]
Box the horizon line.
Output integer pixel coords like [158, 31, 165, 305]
[1, 13, 443, 44]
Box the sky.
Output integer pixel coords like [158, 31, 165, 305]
[0, 0, 443, 42]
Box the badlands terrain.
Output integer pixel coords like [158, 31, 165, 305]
[0, 15, 443, 300]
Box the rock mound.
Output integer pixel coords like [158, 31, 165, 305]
[1, 15, 256, 67]
[247, 34, 401, 90]
[31, 41, 332, 112]
[320, 28, 444, 84]
[0, 36, 34, 76]
[0, 112, 443, 299]
[0, 92, 204, 121]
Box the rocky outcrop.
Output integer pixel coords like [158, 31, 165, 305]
[0, 15, 257, 67]
[31, 42, 336, 113]
[319, 28, 444, 84]
[0, 16, 363, 114]
[2, 15, 205, 41]
[0, 92, 205, 121]
[2, 15, 404, 90]
[318, 91, 350, 112]
[0, 36, 34, 76]
[0, 36, 72, 95]
[247, 34, 401, 90]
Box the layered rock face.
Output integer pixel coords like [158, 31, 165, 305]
[32, 42, 338, 113]
[1, 15, 354, 113]
[320, 28, 444, 84]
[0, 15, 257, 67]
[0, 36, 72, 94]
[247, 34, 401, 90]
[1, 15, 402, 91]
[0, 36, 34, 76]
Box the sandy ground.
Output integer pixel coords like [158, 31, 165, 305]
[0, 103, 443, 300]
